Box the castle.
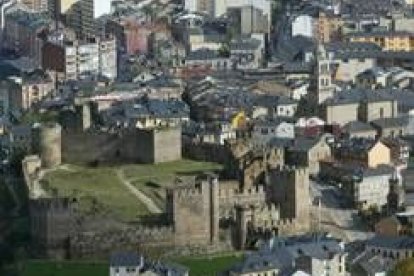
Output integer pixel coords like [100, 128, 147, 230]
[22, 103, 311, 258]
[25, 161, 310, 257]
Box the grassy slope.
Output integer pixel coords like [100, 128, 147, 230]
[172, 254, 243, 276]
[42, 165, 149, 221]
[123, 160, 223, 208]
[42, 160, 223, 221]
[21, 260, 107, 276]
[393, 258, 414, 276]
[21, 253, 241, 276]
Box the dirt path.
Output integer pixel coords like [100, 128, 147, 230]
[116, 169, 162, 214]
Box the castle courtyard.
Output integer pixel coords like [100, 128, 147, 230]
[40, 160, 223, 222]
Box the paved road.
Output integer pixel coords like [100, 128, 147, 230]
[116, 169, 162, 214]
[310, 181, 374, 242]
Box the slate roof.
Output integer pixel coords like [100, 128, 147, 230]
[345, 31, 414, 38]
[343, 121, 376, 133]
[366, 236, 414, 250]
[228, 235, 345, 275]
[288, 136, 322, 152]
[371, 116, 408, 129]
[362, 165, 395, 177]
[230, 38, 262, 51]
[330, 88, 395, 105]
[110, 252, 143, 267]
[325, 42, 382, 54]
[187, 48, 222, 60]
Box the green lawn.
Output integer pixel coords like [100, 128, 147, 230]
[393, 258, 414, 276]
[19, 254, 241, 276]
[122, 159, 223, 180]
[123, 160, 223, 209]
[172, 254, 243, 276]
[41, 160, 223, 221]
[20, 260, 107, 276]
[41, 165, 149, 222]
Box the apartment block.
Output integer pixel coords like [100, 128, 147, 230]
[42, 35, 117, 81]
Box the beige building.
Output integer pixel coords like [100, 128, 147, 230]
[317, 11, 343, 43]
[4, 70, 54, 111]
[343, 121, 377, 139]
[21, 0, 48, 11]
[49, 0, 94, 38]
[359, 98, 398, 122]
[375, 215, 413, 237]
[335, 140, 391, 168]
[322, 100, 359, 126]
[286, 135, 332, 176]
[334, 56, 376, 83]
[371, 117, 408, 138]
[346, 31, 414, 52]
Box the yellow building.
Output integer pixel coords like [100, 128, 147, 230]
[367, 141, 391, 168]
[335, 140, 391, 168]
[317, 12, 344, 43]
[347, 31, 414, 51]
[231, 111, 247, 129]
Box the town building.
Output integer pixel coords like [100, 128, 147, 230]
[226, 234, 347, 276]
[334, 139, 391, 168]
[285, 134, 332, 176]
[106, 17, 152, 55]
[110, 252, 143, 276]
[252, 119, 295, 145]
[42, 34, 117, 81]
[3, 69, 54, 111]
[48, 0, 96, 38]
[316, 11, 343, 43]
[375, 212, 414, 237]
[2, 8, 50, 68]
[352, 236, 414, 275]
[342, 121, 378, 139]
[291, 15, 314, 38]
[21, 0, 48, 12]
[346, 31, 414, 52]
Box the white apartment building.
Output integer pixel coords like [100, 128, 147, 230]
[43, 34, 117, 81]
[292, 15, 314, 38]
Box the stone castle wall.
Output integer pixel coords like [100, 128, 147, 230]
[69, 226, 175, 258]
[182, 139, 232, 164]
[61, 127, 181, 165]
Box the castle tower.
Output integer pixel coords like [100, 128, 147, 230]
[29, 197, 73, 258]
[169, 173, 220, 246]
[313, 45, 335, 104]
[268, 167, 310, 224]
[210, 176, 219, 244]
[235, 205, 248, 250]
[32, 123, 62, 168]
[75, 103, 91, 131]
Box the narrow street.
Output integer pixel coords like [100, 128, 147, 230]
[310, 181, 375, 242]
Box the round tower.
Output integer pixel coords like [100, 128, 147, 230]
[33, 123, 62, 168]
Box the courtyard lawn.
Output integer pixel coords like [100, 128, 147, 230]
[123, 159, 223, 180]
[172, 253, 243, 276]
[42, 165, 150, 221]
[20, 260, 107, 276]
[123, 159, 223, 209]
[40, 160, 223, 221]
[393, 258, 414, 276]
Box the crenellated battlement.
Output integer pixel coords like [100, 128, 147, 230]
[275, 165, 309, 175]
[172, 183, 205, 199]
[218, 185, 265, 198]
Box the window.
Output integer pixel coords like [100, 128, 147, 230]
[380, 108, 384, 119]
